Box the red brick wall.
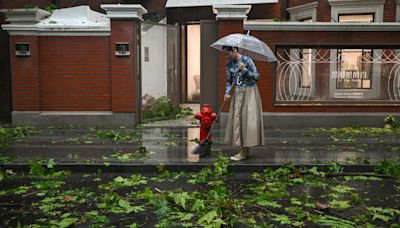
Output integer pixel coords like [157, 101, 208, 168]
[384, 0, 397, 22]
[39, 36, 111, 111]
[9, 36, 41, 111]
[249, 30, 400, 112]
[317, 0, 331, 22]
[110, 20, 137, 112]
[9, 24, 138, 113]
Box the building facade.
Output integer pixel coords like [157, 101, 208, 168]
[1, 0, 400, 127]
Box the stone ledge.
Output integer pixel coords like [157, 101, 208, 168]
[11, 111, 136, 128]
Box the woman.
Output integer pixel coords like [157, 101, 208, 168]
[223, 45, 265, 161]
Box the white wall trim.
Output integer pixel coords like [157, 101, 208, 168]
[287, 2, 318, 21]
[328, 0, 386, 22]
[244, 21, 400, 31]
[212, 4, 252, 20]
[1, 24, 111, 36]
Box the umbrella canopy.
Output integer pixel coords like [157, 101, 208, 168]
[210, 32, 278, 62]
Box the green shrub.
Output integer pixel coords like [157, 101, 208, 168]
[143, 96, 175, 119]
[143, 97, 194, 119]
[384, 115, 400, 129]
[175, 106, 193, 119]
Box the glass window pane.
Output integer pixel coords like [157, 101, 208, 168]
[336, 49, 372, 89]
[301, 49, 312, 88]
[275, 47, 400, 103]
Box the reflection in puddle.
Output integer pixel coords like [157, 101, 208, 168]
[187, 128, 200, 162]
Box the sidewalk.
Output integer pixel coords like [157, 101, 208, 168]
[1, 125, 399, 172]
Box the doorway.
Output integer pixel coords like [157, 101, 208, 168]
[186, 24, 201, 103]
[139, 20, 180, 123]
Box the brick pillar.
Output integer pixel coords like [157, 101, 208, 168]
[0, 8, 50, 111]
[101, 5, 147, 120]
[212, 5, 252, 112]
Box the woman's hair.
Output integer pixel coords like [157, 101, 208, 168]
[222, 45, 238, 52]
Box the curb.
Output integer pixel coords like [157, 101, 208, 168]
[0, 163, 377, 173]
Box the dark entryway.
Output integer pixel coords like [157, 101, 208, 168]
[0, 29, 12, 122]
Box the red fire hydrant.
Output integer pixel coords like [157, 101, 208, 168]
[194, 104, 217, 142]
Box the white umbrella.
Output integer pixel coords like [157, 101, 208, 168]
[210, 32, 278, 62]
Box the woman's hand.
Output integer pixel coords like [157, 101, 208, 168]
[238, 61, 246, 72]
[224, 94, 231, 101]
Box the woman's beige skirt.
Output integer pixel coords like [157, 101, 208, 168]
[224, 85, 265, 147]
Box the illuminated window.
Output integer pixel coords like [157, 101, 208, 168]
[338, 14, 374, 22]
[299, 18, 313, 88]
[335, 13, 374, 89]
[336, 49, 373, 89]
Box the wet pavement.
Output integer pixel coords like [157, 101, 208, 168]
[1, 125, 399, 226]
[1, 126, 399, 172]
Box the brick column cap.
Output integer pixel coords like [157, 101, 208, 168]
[100, 4, 147, 21]
[0, 7, 50, 24]
[212, 4, 252, 20]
